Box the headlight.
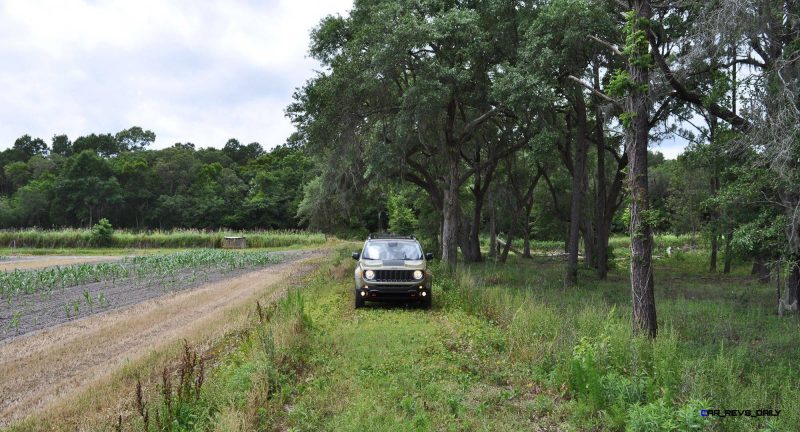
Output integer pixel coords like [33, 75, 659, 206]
[364, 270, 375, 280]
[413, 270, 424, 280]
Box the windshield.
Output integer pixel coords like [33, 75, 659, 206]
[362, 240, 423, 260]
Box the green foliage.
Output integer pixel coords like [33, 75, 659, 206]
[621, 10, 653, 70]
[387, 191, 418, 236]
[0, 228, 325, 249]
[0, 129, 316, 231]
[608, 70, 634, 98]
[90, 218, 114, 246]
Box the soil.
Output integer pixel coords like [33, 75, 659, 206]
[0, 249, 324, 426]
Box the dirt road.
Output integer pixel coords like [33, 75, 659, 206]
[0, 249, 324, 426]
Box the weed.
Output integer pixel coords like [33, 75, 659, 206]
[9, 310, 21, 333]
[83, 289, 94, 309]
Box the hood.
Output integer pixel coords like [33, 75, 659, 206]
[360, 259, 425, 269]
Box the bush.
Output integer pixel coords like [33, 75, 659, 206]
[387, 192, 418, 236]
[90, 218, 114, 246]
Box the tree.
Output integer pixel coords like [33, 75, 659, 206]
[619, 1, 658, 337]
[223, 139, 263, 165]
[73, 134, 121, 157]
[240, 145, 312, 229]
[53, 150, 123, 226]
[292, 0, 538, 268]
[115, 126, 156, 151]
[12, 135, 48, 160]
[646, 0, 800, 309]
[51, 134, 72, 157]
[387, 189, 419, 236]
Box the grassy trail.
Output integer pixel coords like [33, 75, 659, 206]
[285, 285, 559, 431]
[196, 252, 568, 432]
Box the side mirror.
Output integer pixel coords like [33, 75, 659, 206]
[352, 252, 360, 260]
[425, 252, 434, 260]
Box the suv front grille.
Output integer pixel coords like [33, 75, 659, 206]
[374, 270, 415, 282]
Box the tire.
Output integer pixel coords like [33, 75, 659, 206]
[354, 291, 365, 309]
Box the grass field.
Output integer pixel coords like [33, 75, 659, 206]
[33, 242, 790, 431]
[0, 229, 327, 250]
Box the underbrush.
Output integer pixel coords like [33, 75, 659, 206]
[122, 277, 317, 431]
[445, 252, 800, 431]
[0, 229, 327, 249]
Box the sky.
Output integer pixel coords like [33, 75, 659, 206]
[0, 0, 352, 151]
[0, 0, 690, 158]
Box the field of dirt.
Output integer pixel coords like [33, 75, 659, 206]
[0, 249, 324, 426]
[0, 255, 123, 272]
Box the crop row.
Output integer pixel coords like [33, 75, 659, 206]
[0, 249, 281, 300]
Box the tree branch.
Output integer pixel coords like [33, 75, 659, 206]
[588, 34, 624, 57]
[567, 75, 623, 111]
[647, 32, 752, 133]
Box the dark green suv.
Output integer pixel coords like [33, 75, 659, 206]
[351, 234, 434, 308]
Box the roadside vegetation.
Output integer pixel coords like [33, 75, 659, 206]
[0, 229, 326, 250]
[23, 244, 789, 432]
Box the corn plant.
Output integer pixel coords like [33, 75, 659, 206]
[0, 249, 282, 301]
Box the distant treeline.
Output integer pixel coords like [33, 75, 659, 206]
[0, 128, 313, 230]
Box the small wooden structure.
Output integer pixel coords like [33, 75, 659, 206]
[222, 236, 247, 249]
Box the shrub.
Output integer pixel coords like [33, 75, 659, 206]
[387, 192, 418, 236]
[90, 218, 114, 246]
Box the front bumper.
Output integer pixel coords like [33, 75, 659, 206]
[356, 284, 430, 301]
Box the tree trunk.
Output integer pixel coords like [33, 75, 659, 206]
[723, 229, 733, 274]
[522, 211, 531, 258]
[441, 155, 460, 269]
[625, 0, 657, 338]
[464, 194, 484, 262]
[582, 216, 596, 268]
[566, 95, 589, 287]
[708, 121, 720, 273]
[710, 233, 718, 272]
[500, 232, 514, 263]
[788, 261, 800, 307]
[488, 192, 497, 260]
[751, 259, 770, 284]
[593, 62, 609, 279]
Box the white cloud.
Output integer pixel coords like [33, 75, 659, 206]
[0, 0, 351, 150]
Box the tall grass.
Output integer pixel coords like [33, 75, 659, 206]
[440, 253, 799, 431]
[0, 229, 327, 249]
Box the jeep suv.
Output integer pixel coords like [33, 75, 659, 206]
[352, 234, 433, 308]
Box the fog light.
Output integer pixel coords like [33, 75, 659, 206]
[360, 291, 366, 297]
[421, 291, 427, 297]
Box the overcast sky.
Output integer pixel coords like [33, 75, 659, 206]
[0, 0, 689, 158]
[0, 0, 352, 152]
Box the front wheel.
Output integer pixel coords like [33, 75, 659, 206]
[354, 291, 365, 309]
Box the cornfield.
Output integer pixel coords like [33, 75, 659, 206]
[0, 249, 282, 300]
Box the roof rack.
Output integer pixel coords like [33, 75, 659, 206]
[367, 232, 416, 240]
